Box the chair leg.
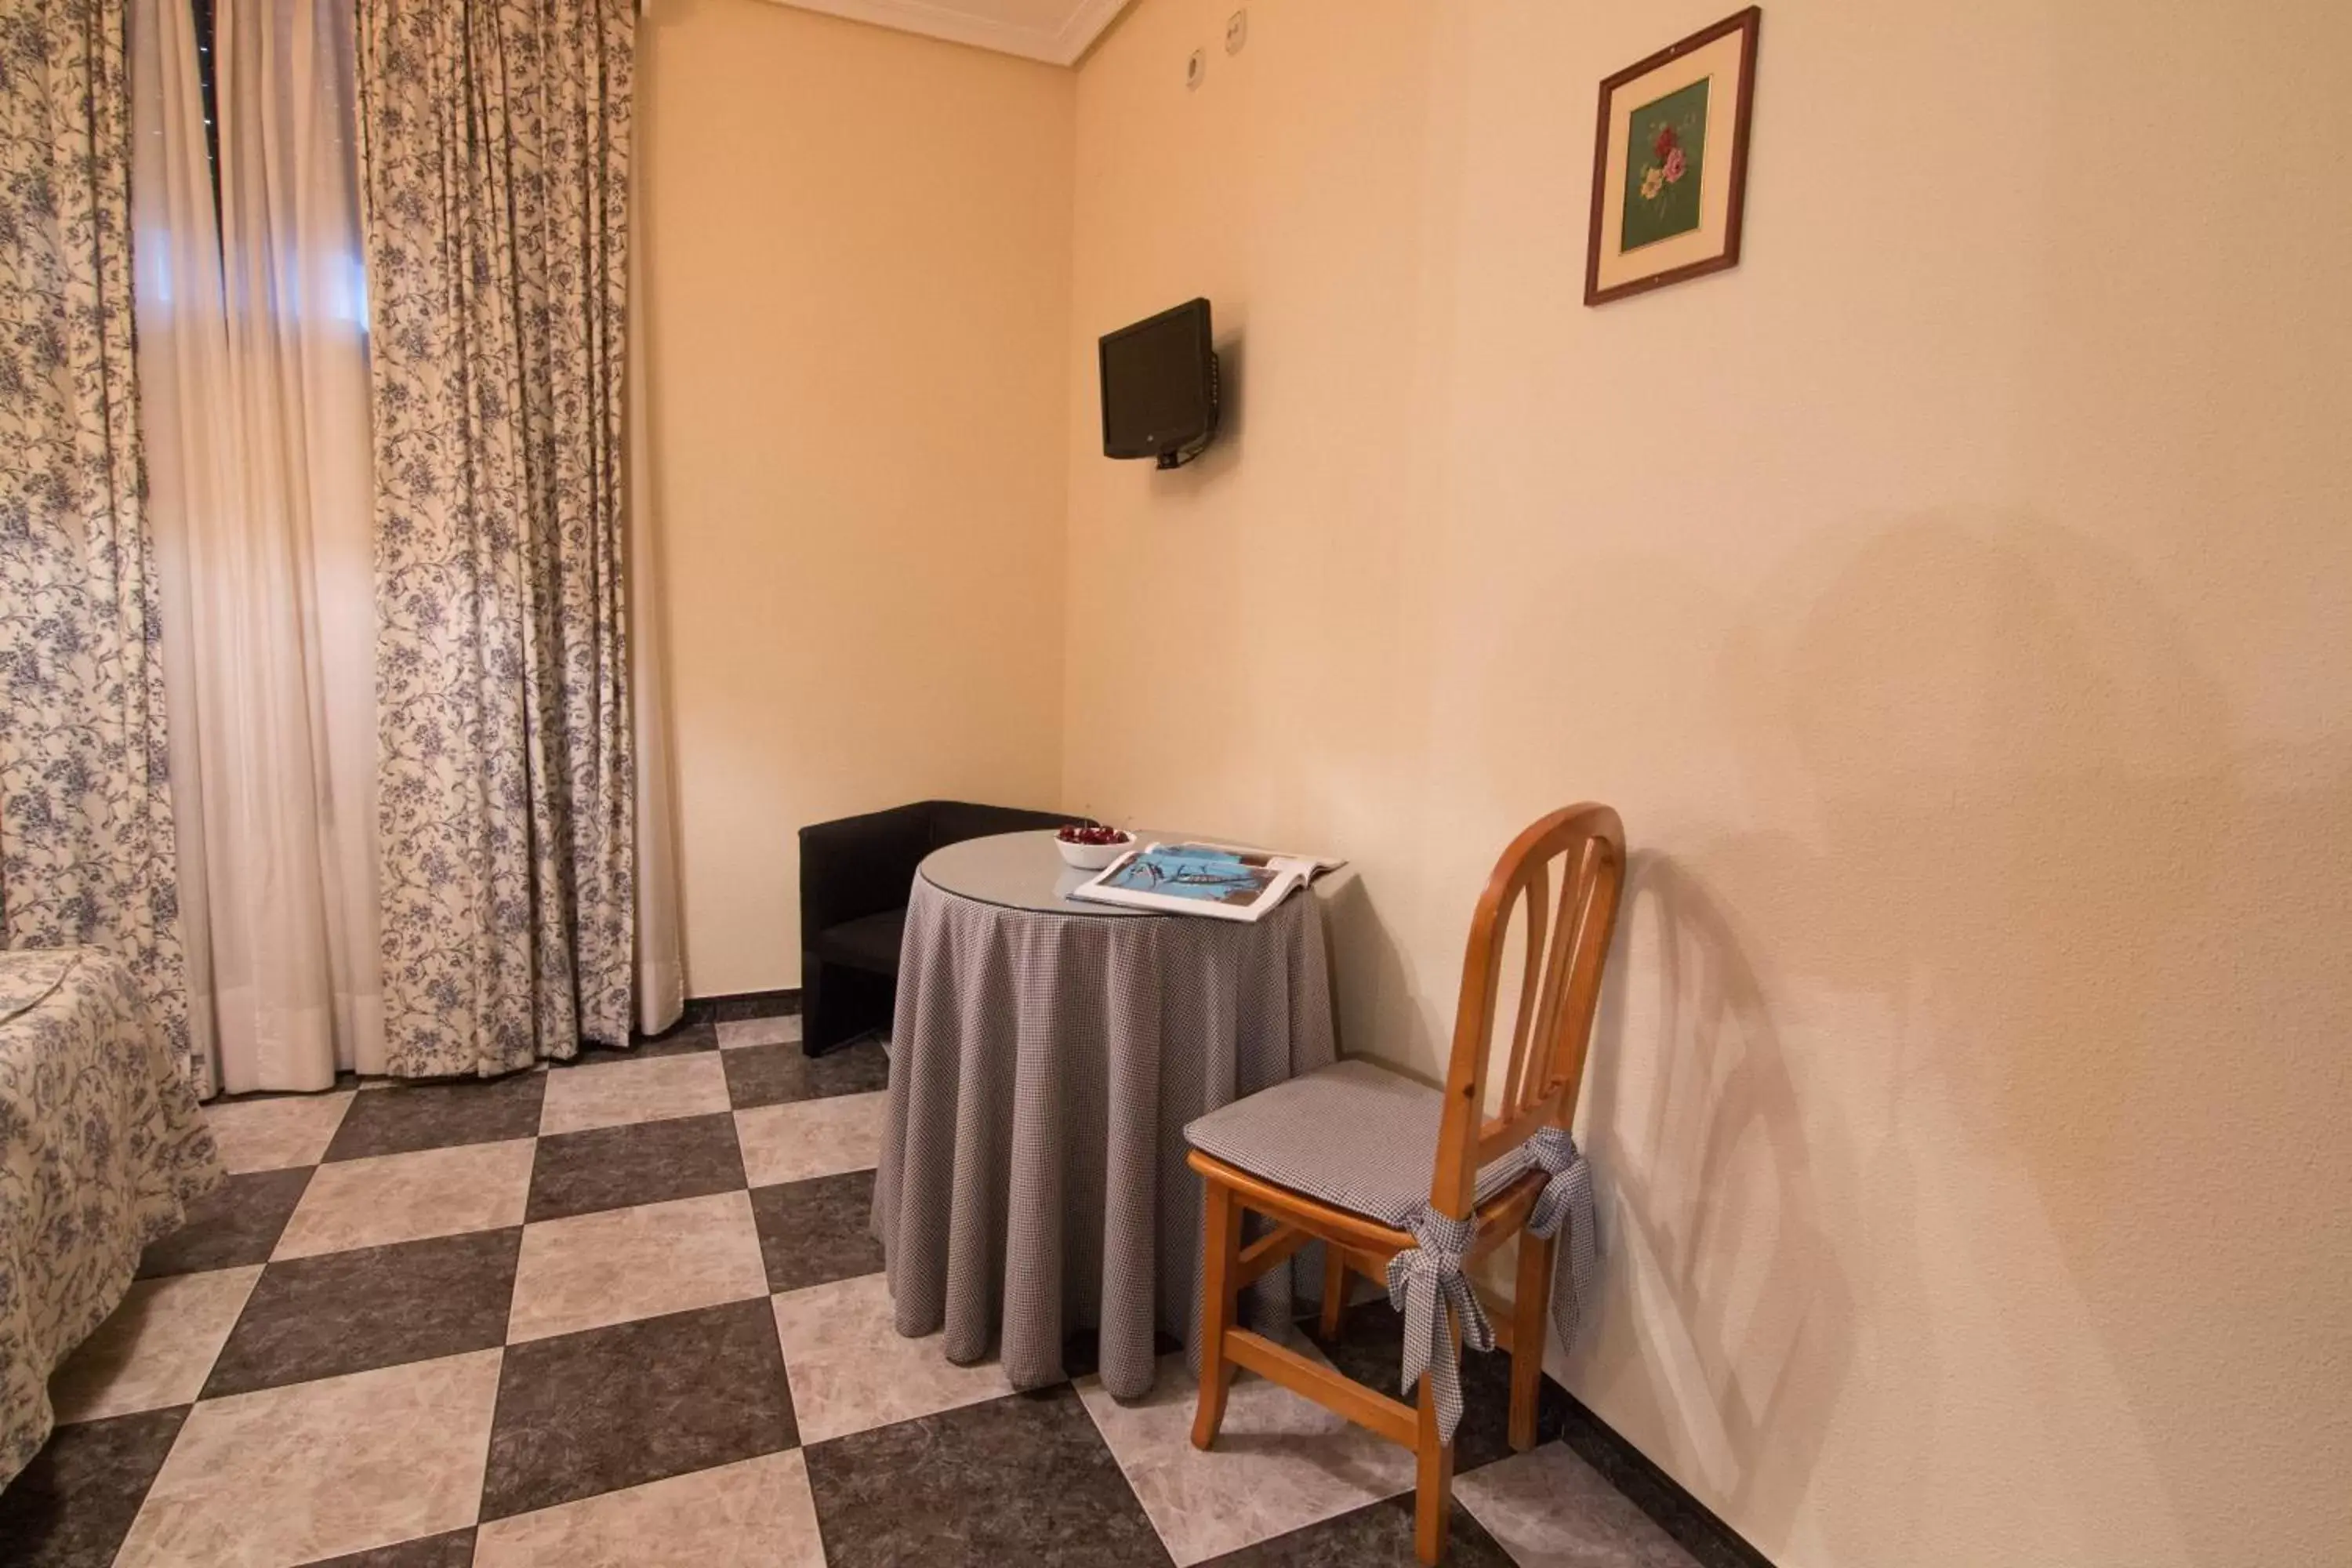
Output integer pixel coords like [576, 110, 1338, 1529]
[1318, 1245, 1348, 1339]
[1510, 1232, 1555, 1453]
[1414, 1359, 1457, 1565]
[1190, 1178, 1243, 1450]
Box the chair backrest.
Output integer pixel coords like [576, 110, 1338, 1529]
[924, 801, 1089, 852]
[1427, 804, 1626, 1219]
[800, 802, 1091, 936]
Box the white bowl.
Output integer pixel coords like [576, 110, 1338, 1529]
[1055, 830, 1134, 871]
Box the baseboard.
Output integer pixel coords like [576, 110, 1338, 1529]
[680, 987, 804, 1026]
[1552, 1387, 1777, 1568]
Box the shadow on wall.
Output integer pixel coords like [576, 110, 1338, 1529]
[1580, 852, 1858, 1555]
[1568, 514, 2350, 1564]
[1316, 862, 1439, 1069]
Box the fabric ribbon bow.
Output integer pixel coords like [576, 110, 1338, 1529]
[1523, 1126, 1599, 1356]
[1385, 1126, 1597, 1446]
[1385, 1207, 1491, 1446]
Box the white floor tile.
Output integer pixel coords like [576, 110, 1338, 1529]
[716, 1014, 802, 1049]
[734, 1091, 883, 1187]
[113, 1348, 503, 1567]
[205, 1091, 353, 1173]
[539, 1053, 730, 1135]
[474, 1450, 825, 1568]
[1076, 1346, 1417, 1564]
[1455, 1442, 1702, 1567]
[508, 1190, 768, 1342]
[48, 1267, 263, 1423]
[273, 1138, 535, 1260]
[769, 1272, 1018, 1443]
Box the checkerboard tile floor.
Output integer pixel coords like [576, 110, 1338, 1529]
[1, 1006, 1699, 1567]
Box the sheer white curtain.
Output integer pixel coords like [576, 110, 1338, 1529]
[131, 0, 383, 1093]
[629, 109, 688, 1039]
[133, 0, 684, 1079]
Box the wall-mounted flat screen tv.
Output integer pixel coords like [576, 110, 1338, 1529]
[1100, 298, 1220, 470]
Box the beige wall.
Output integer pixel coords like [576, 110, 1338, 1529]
[638, 0, 1075, 993]
[1065, 3, 2352, 1566]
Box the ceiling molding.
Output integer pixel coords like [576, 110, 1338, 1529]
[1051, 0, 1131, 64]
[764, 0, 1130, 67]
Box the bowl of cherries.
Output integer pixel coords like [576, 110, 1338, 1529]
[1055, 822, 1134, 871]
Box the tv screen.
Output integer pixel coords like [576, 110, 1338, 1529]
[1100, 299, 1218, 466]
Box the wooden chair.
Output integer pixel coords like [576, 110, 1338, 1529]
[1183, 804, 1626, 1565]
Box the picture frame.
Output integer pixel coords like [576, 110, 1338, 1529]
[1584, 7, 1762, 307]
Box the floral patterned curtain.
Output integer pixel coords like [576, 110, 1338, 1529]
[354, 0, 637, 1076]
[0, 0, 201, 1094]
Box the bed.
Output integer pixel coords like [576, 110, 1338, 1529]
[1, 947, 222, 1489]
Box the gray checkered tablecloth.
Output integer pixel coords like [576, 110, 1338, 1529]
[873, 863, 1337, 1400]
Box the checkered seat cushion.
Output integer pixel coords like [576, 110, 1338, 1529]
[1183, 1058, 1537, 1227]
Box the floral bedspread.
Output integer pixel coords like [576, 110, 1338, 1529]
[1, 948, 220, 1489]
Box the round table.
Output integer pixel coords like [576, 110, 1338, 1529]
[915, 828, 1164, 919]
[873, 829, 1338, 1399]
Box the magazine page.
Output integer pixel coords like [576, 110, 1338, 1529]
[1067, 843, 1320, 922]
[1169, 840, 1348, 877]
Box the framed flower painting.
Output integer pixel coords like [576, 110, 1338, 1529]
[1584, 7, 1762, 305]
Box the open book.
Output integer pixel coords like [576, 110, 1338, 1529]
[1068, 841, 1341, 923]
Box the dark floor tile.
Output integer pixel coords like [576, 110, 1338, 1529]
[136, 1167, 314, 1278]
[1557, 1397, 1771, 1568]
[722, 1038, 887, 1109]
[0, 1406, 187, 1568]
[639, 1005, 713, 1040]
[1308, 1298, 1569, 1475]
[1059, 1325, 1185, 1383]
[527, 1112, 746, 1223]
[1201, 1493, 1515, 1567]
[749, 1169, 883, 1293]
[564, 1018, 720, 1067]
[481, 1297, 796, 1520]
[702, 991, 803, 1023]
[301, 1530, 476, 1568]
[804, 1386, 1171, 1568]
[325, 1073, 547, 1162]
[203, 1229, 521, 1398]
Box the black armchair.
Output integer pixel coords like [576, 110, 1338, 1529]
[798, 800, 1088, 1056]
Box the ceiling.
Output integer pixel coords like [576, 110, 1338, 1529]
[766, 0, 1134, 66]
